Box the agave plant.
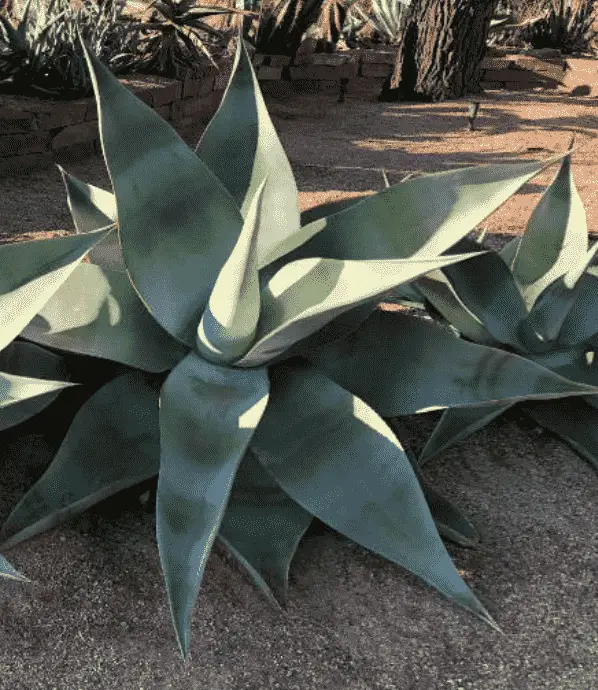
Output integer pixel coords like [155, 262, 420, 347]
[0, 220, 111, 582]
[384, 154, 598, 470]
[489, 0, 598, 54]
[252, 0, 327, 55]
[345, 0, 410, 45]
[0, 0, 66, 89]
[0, 0, 138, 97]
[121, 0, 252, 76]
[527, 0, 597, 53]
[2, 30, 596, 657]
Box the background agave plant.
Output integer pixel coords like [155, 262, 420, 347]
[0, 0, 139, 97]
[488, 0, 598, 53]
[339, 0, 410, 47]
[120, 0, 252, 77]
[250, 0, 327, 55]
[388, 153, 598, 470]
[1, 30, 596, 659]
[360, 0, 411, 45]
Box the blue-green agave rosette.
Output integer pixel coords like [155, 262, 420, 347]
[3, 33, 596, 657]
[388, 154, 598, 468]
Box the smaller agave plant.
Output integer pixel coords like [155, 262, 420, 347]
[0, 222, 111, 581]
[0, 0, 139, 97]
[2, 29, 597, 659]
[344, 0, 411, 46]
[391, 153, 598, 469]
[121, 0, 252, 76]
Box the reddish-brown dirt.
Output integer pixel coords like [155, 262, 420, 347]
[2, 88, 597, 249]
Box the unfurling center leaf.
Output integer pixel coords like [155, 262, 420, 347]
[196, 179, 266, 364]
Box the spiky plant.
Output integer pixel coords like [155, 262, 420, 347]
[526, 0, 597, 53]
[120, 0, 252, 76]
[0, 0, 139, 97]
[343, 0, 410, 45]
[0, 0, 66, 90]
[251, 0, 326, 55]
[489, 0, 598, 53]
[1, 32, 595, 657]
[386, 153, 598, 469]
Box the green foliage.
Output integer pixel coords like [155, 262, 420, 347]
[1, 31, 592, 657]
[0, 0, 139, 97]
[341, 0, 411, 46]
[251, 0, 325, 55]
[121, 0, 251, 78]
[391, 154, 598, 469]
[364, 0, 410, 45]
[489, 0, 598, 54]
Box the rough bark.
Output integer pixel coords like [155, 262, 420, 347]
[380, 0, 500, 102]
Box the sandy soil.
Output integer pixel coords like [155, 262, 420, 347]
[0, 408, 596, 690]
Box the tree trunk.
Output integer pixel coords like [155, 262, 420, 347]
[380, 0, 499, 102]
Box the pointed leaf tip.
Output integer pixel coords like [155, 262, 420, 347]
[81, 28, 244, 346]
[157, 354, 269, 658]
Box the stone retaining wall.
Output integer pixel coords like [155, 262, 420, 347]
[0, 48, 400, 177]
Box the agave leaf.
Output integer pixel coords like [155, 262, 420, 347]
[415, 271, 496, 345]
[219, 449, 313, 607]
[0, 554, 28, 582]
[196, 39, 300, 268]
[0, 227, 111, 352]
[20, 264, 187, 373]
[299, 195, 369, 227]
[417, 473, 480, 547]
[523, 242, 598, 344]
[558, 272, 598, 346]
[197, 180, 265, 364]
[82, 228, 123, 273]
[0, 341, 70, 431]
[252, 363, 494, 627]
[275, 302, 379, 362]
[0, 371, 160, 550]
[0, 370, 75, 412]
[58, 167, 124, 271]
[512, 155, 588, 309]
[80, 38, 244, 346]
[238, 252, 481, 367]
[498, 236, 520, 269]
[264, 154, 567, 266]
[385, 424, 481, 548]
[436, 240, 533, 352]
[157, 352, 269, 658]
[524, 398, 598, 472]
[303, 310, 598, 417]
[528, 346, 598, 391]
[419, 403, 514, 465]
[59, 166, 117, 232]
[388, 281, 426, 307]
